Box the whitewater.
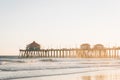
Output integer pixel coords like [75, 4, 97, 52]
[0, 57, 120, 80]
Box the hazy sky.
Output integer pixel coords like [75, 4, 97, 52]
[0, 0, 120, 55]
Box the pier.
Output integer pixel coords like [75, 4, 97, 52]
[19, 41, 120, 58]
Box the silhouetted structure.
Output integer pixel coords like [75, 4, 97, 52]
[19, 41, 120, 58]
[26, 41, 40, 51]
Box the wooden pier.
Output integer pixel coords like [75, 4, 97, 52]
[19, 41, 120, 58]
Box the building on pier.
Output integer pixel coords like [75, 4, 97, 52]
[26, 41, 40, 51]
[19, 41, 120, 58]
[93, 44, 104, 49]
[92, 44, 106, 58]
[80, 43, 90, 50]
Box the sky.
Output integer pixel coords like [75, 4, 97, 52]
[0, 0, 120, 55]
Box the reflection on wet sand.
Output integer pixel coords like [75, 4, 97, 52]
[95, 75, 105, 80]
[81, 74, 120, 80]
[82, 75, 106, 80]
[82, 76, 91, 80]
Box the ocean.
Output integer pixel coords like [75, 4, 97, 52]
[0, 56, 120, 80]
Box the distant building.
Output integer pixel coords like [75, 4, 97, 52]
[80, 43, 90, 50]
[93, 44, 104, 49]
[26, 41, 40, 51]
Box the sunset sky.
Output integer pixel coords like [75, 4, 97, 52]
[0, 0, 120, 55]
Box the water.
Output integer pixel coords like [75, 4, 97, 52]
[0, 56, 120, 80]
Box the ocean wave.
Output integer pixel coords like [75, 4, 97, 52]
[1, 58, 120, 80]
[0, 61, 120, 71]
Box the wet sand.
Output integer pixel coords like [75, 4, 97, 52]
[13, 69, 120, 80]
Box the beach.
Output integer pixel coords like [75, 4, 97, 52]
[0, 57, 120, 80]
